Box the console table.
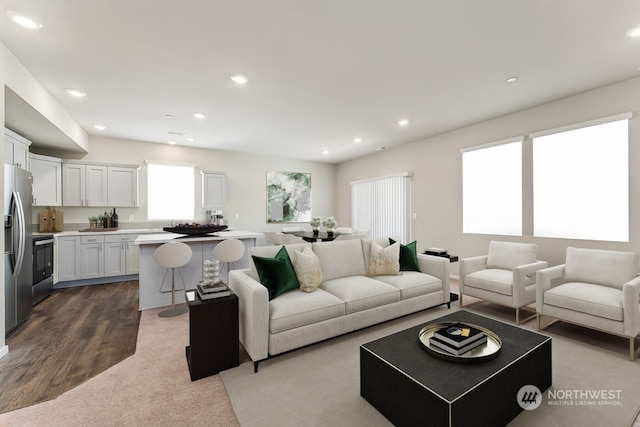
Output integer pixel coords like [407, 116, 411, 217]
[185, 290, 239, 381]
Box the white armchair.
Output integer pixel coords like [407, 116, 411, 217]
[459, 241, 548, 324]
[536, 247, 640, 360]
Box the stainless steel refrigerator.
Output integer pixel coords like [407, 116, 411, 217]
[4, 164, 32, 335]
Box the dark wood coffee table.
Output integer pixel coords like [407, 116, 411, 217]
[360, 310, 551, 426]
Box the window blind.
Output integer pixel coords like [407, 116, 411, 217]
[350, 173, 411, 242]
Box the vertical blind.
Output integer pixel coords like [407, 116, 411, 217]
[350, 172, 411, 243]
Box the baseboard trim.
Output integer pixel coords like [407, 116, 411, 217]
[0, 345, 8, 360]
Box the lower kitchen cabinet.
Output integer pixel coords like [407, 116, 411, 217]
[81, 235, 105, 279]
[104, 234, 139, 276]
[55, 233, 141, 285]
[55, 236, 81, 282]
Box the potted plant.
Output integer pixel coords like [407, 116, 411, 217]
[89, 216, 99, 228]
[310, 216, 322, 234]
[323, 216, 337, 236]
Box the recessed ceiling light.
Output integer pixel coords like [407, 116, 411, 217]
[185, 137, 195, 142]
[322, 149, 329, 155]
[506, 77, 517, 83]
[230, 74, 249, 85]
[168, 141, 176, 145]
[7, 11, 43, 29]
[626, 27, 640, 38]
[193, 112, 206, 119]
[65, 88, 86, 98]
[354, 137, 363, 143]
[398, 119, 410, 126]
[93, 124, 106, 130]
[164, 114, 173, 119]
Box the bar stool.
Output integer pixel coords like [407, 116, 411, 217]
[212, 239, 246, 280]
[263, 230, 279, 245]
[153, 241, 193, 317]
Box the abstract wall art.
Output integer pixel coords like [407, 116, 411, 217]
[266, 171, 311, 223]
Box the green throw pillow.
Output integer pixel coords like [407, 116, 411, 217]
[390, 238, 420, 271]
[252, 246, 300, 300]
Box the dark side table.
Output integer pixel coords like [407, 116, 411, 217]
[423, 251, 459, 302]
[423, 251, 458, 263]
[185, 290, 239, 381]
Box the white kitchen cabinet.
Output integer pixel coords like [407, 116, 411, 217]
[30, 153, 62, 206]
[202, 171, 226, 208]
[125, 238, 140, 274]
[107, 166, 139, 207]
[104, 234, 139, 276]
[81, 235, 105, 279]
[63, 163, 108, 206]
[55, 236, 81, 282]
[104, 240, 125, 276]
[4, 128, 31, 170]
[62, 161, 139, 207]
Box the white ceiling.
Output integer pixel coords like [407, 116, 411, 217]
[2, 0, 640, 163]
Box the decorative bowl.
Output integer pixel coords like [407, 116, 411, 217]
[163, 224, 228, 236]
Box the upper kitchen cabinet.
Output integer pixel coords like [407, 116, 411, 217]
[62, 162, 108, 206]
[4, 128, 31, 170]
[202, 171, 226, 209]
[107, 166, 139, 207]
[30, 153, 62, 206]
[62, 160, 140, 207]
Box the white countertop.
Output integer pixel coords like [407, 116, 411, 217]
[51, 228, 165, 237]
[135, 230, 262, 245]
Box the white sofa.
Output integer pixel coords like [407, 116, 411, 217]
[536, 247, 640, 360]
[228, 238, 451, 371]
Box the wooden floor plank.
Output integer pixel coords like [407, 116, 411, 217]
[0, 281, 140, 414]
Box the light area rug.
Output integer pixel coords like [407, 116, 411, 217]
[221, 305, 640, 427]
[0, 306, 239, 427]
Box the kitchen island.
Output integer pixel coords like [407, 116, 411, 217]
[135, 230, 261, 310]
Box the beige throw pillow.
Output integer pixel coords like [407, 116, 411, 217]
[367, 241, 401, 276]
[292, 246, 323, 292]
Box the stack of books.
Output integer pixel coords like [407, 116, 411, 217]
[196, 282, 231, 300]
[429, 323, 487, 356]
[425, 247, 448, 256]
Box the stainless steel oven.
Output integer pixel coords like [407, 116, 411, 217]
[32, 235, 53, 305]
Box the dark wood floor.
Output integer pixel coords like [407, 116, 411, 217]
[0, 281, 140, 414]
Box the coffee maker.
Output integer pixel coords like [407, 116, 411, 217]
[205, 209, 224, 226]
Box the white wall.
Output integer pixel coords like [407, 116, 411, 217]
[336, 76, 640, 275]
[35, 135, 338, 244]
[0, 41, 87, 356]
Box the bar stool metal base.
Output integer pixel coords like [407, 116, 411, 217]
[159, 305, 188, 317]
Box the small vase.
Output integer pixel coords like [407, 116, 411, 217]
[312, 227, 319, 235]
[327, 228, 334, 237]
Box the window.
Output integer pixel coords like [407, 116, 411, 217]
[147, 161, 195, 221]
[532, 114, 630, 242]
[350, 173, 411, 242]
[462, 138, 523, 236]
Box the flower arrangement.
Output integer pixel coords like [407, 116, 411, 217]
[322, 216, 337, 230]
[310, 216, 322, 229]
